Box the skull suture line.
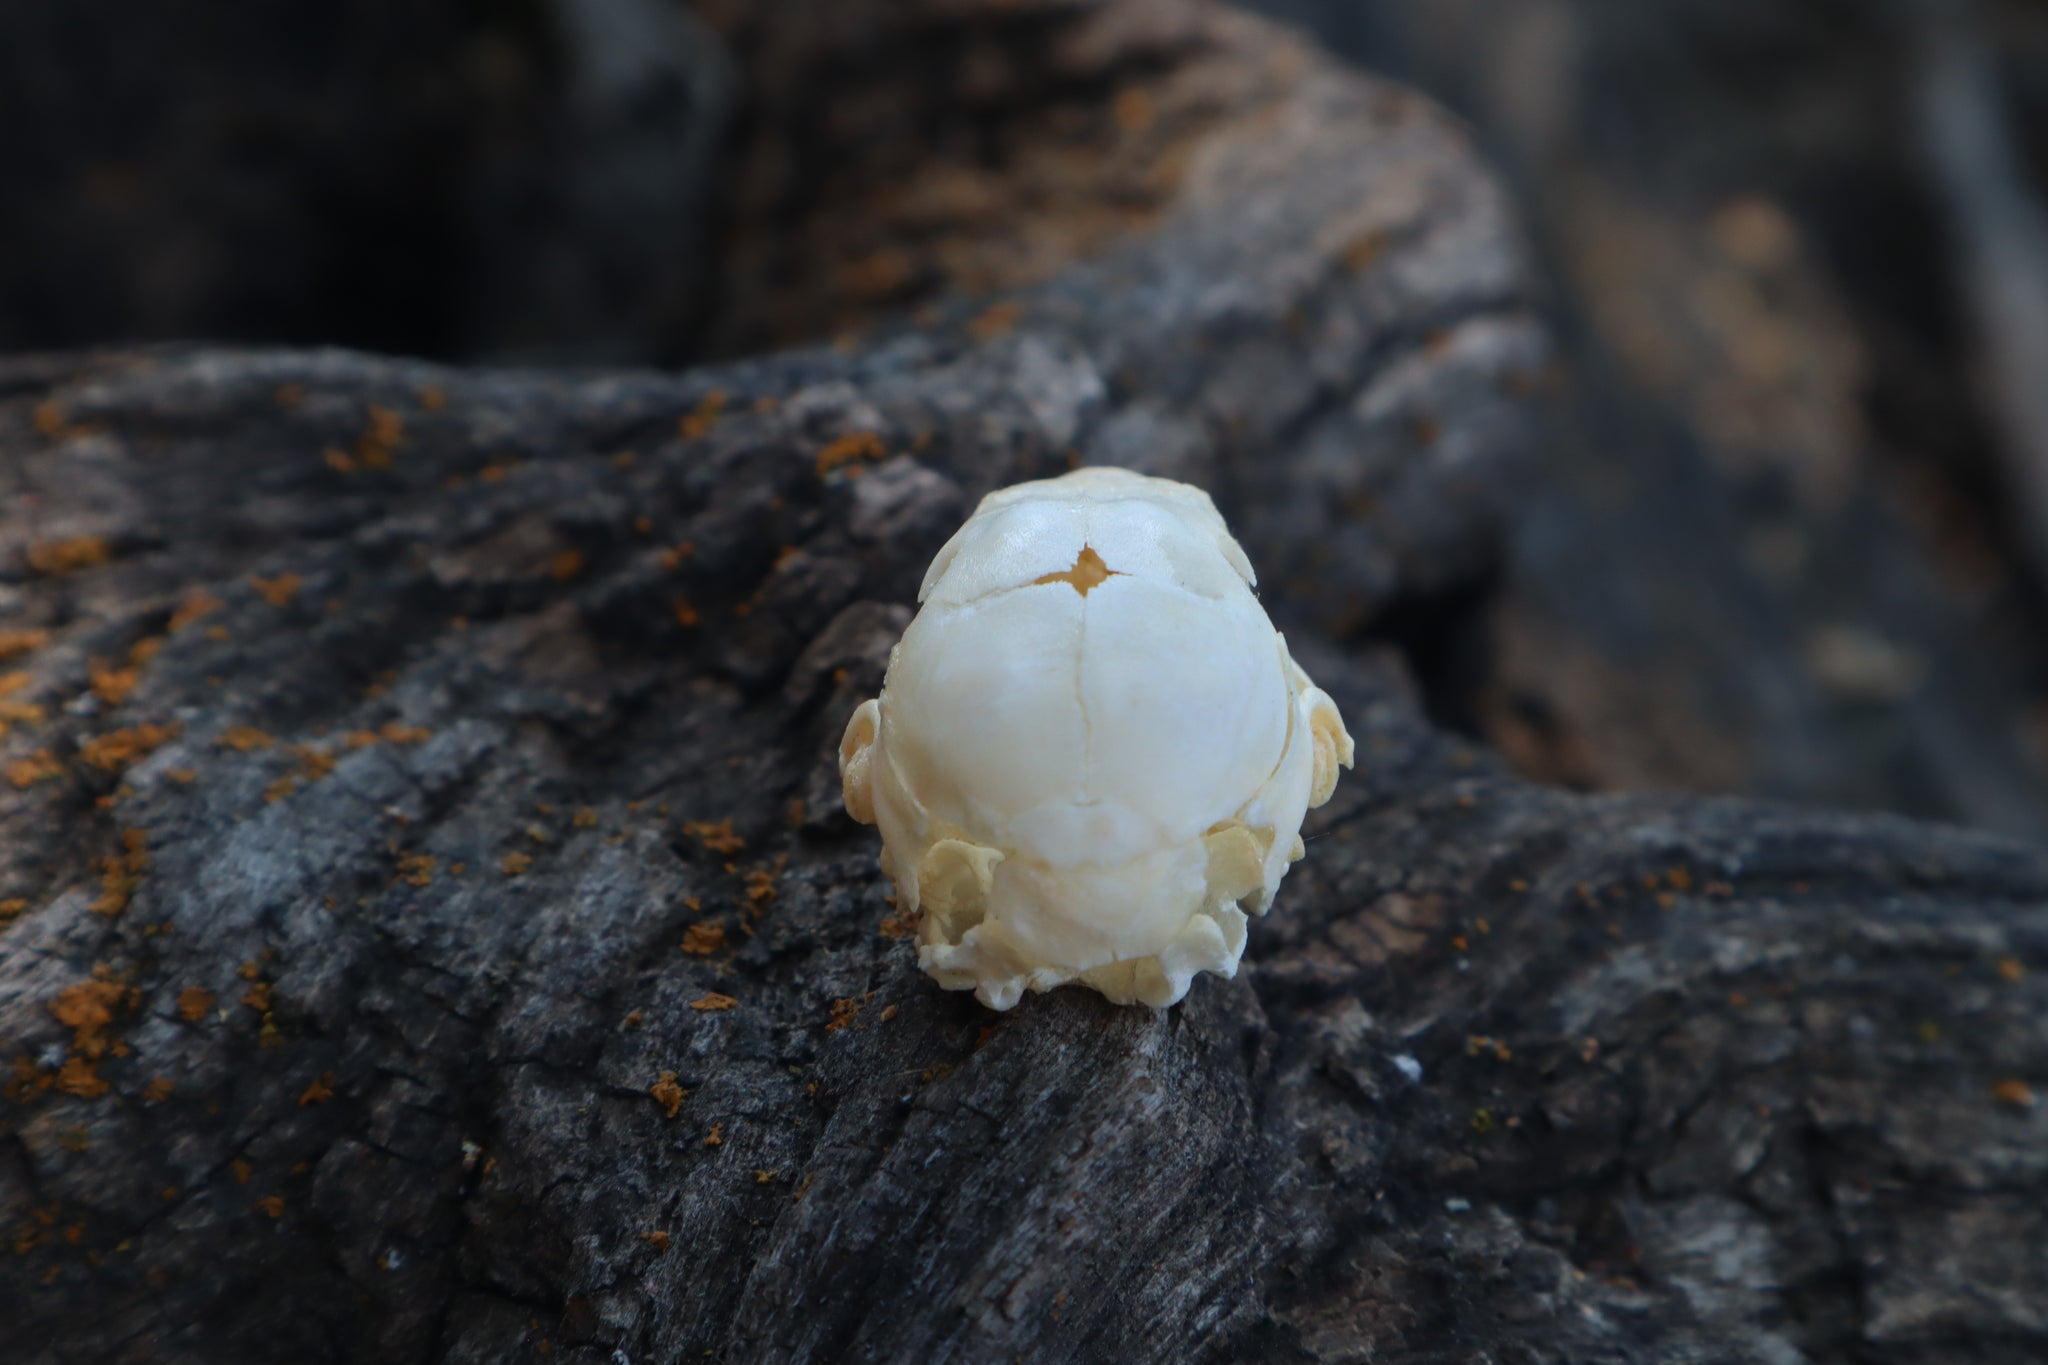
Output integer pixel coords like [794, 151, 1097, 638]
[839, 467, 1353, 1010]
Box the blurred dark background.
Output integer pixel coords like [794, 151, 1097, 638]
[7, 0, 2048, 837]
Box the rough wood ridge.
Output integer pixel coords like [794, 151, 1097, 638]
[2, 2, 2042, 1362]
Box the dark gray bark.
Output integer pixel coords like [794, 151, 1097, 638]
[2, 3, 2043, 1364]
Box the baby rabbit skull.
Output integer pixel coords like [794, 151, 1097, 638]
[840, 466, 1353, 1010]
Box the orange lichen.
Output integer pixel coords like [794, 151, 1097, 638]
[550, 551, 585, 582]
[682, 819, 745, 855]
[572, 807, 598, 830]
[878, 909, 919, 940]
[253, 1195, 285, 1219]
[1993, 1078, 2037, 1109]
[358, 406, 404, 469]
[78, 723, 179, 774]
[1112, 86, 1155, 133]
[815, 430, 886, 477]
[672, 599, 700, 628]
[1997, 957, 2025, 983]
[0, 898, 27, 923]
[642, 1230, 672, 1250]
[249, 573, 302, 608]
[657, 542, 696, 570]
[27, 536, 111, 577]
[92, 830, 149, 917]
[4, 750, 59, 790]
[680, 922, 726, 956]
[501, 852, 533, 876]
[142, 1077, 174, 1103]
[678, 389, 728, 440]
[231, 1160, 252, 1185]
[380, 721, 429, 745]
[968, 301, 1025, 341]
[417, 385, 447, 413]
[825, 998, 862, 1033]
[297, 1073, 335, 1106]
[55, 1056, 110, 1099]
[396, 853, 436, 887]
[274, 382, 305, 408]
[704, 1123, 723, 1148]
[0, 629, 50, 663]
[176, 987, 215, 1022]
[48, 976, 134, 1097]
[240, 981, 273, 1013]
[218, 726, 273, 752]
[744, 863, 781, 911]
[323, 448, 358, 474]
[689, 993, 737, 1012]
[879, 1004, 898, 1023]
[33, 401, 69, 437]
[651, 1071, 687, 1119]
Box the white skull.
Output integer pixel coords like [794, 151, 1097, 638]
[839, 467, 1353, 1010]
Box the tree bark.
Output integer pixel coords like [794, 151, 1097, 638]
[2, 3, 2042, 1363]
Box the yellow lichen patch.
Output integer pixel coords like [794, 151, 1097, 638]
[92, 830, 148, 917]
[815, 431, 886, 477]
[26, 536, 111, 577]
[824, 997, 862, 1033]
[1030, 545, 1120, 597]
[78, 723, 179, 774]
[651, 1071, 687, 1119]
[218, 726, 273, 752]
[142, 1077, 174, 1103]
[0, 629, 50, 663]
[249, 573, 302, 608]
[167, 592, 223, 633]
[176, 987, 215, 1023]
[968, 301, 1025, 341]
[678, 389, 728, 440]
[682, 819, 745, 855]
[501, 852, 533, 877]
[297, 1073, 335, 1106]
[689, 993, 736, 1012]
[572, 807, 598, 830]
[680, 922, 726, 956]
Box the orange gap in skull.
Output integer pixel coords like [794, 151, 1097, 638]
[1032, 545, 1121, 596]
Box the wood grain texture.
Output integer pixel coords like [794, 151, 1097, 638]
[2, 3, 2041, 1363]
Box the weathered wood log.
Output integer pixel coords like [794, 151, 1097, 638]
[2, 3, 2043, 1363]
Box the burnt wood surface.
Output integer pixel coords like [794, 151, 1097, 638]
[3, 3, 2044, 1363]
